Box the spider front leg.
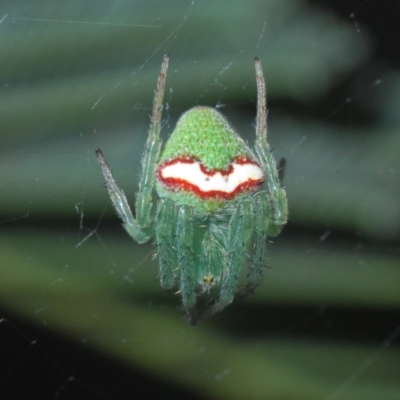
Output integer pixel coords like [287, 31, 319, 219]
[136, 55, 169, 228]
[254, 58, 288, 235]
[96, 55, 170, 243]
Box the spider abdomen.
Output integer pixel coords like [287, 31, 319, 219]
[155, 106, 264, 212]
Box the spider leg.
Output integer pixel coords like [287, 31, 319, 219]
[155, 198, 179, 289]
[254, 58, 288, 235]
[96, 149, 150, 243]
[157, 201, 220, 323]
[96, 55, 169, 243]
[176, 204, 197, 315]
[136, 54, 169, 228]
[234, 191, 269, 300]
[190, 200, 254, 324]
[223, 200, 254, 303]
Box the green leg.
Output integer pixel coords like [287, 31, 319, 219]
[250, 191, 269, 285]
[135, 55, 169, 229]
[155, 198, 178, 290]
[176, 205, 197, 315]
[192, 200, 254, 324]
[96, 56, 170, 244]
[220, 200, 254, 305]
[198, 222, 225, 288]
[236, 191, 269, 300]
[96, 149, 150, 243]
[254, 58, 288, 235]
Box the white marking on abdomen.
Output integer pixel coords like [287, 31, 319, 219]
[160, 161, 264, 194]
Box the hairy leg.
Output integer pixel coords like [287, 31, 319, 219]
[190, 200, 254, 324]
[155, 198, 179, 289]
[254, 58, 288, 234]
[176, 204, 197, 315]
[96, 149, 150, 243]
[235, 191, 269, 300]
[136, 54, 170, 228]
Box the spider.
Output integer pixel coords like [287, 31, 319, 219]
[96, 55, 288, 324]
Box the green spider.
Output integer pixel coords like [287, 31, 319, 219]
[96, 55, 288, 324]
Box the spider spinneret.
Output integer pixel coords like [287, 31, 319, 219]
[96, 55, 288, 324]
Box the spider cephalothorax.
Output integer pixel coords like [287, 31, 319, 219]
[96, 55, 288, 324]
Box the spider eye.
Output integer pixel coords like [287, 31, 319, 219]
[203, 275, 214, 284]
